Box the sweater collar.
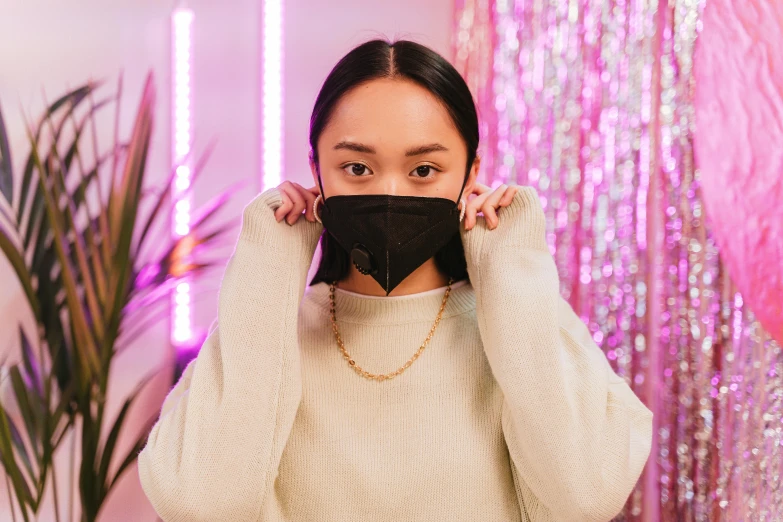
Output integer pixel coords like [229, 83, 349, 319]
[303, 279, 476, 325]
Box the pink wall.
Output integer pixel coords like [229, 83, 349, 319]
[0, 1, 453, 520]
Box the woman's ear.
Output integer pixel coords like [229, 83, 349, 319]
[462, 155, 481, 198]
[309, 151, 321, 193]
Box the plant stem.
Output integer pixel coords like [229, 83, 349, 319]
[51, 457, 61, 522]
[69, 427, 75, 522]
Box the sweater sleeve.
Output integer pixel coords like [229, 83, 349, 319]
[459, 187, 653, 521]
[138, 187, 323, 522]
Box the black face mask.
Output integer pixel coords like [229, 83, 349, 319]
[317, 174, 468, 296]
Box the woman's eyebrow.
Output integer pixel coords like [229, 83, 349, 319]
[333, 141, 449, 156]
[405, 143, 449, 156]
[334, 141, 375, 153]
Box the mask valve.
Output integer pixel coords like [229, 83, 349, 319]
[350, 243, 377, 275]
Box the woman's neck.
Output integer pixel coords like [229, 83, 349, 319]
[335, 258, 451, 297]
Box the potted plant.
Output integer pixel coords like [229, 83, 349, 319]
[0, 73, 234, 522]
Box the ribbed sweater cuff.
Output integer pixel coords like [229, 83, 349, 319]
[502, 186, 548, 250]
[460, 185, 548, 268]
[238, 187, 324, 257]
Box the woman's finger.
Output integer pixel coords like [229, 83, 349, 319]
[470, 182, 492, 197]
[498, 184, 519, 207]
[278, 182, 306, 224]
[467, 191, 490, 210]
[292, 182, 317, 222]
[286, 186, 307, 224]
[482, 184, 508, 229]
[462, 198, 476, 230]
[466, 183, 491, 208]
[464, 191, 489, 230]
[274, 188, 293, 222]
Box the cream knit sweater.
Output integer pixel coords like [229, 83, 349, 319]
[138, 186, 653, 522]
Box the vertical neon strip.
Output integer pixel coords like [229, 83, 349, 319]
[262, 0, 283, 190]
[172, 7, 194, 346]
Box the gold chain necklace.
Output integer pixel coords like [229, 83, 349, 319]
[328, 278, 454, 381]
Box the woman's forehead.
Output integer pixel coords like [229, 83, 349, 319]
[320, 79, 461, 151]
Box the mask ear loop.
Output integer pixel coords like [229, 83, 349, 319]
[456, 169, 469, 223]
[314, 160, 327, 224]
[315, 160, 327, 200]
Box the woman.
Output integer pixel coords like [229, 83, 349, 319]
[138, 39, 653, 521]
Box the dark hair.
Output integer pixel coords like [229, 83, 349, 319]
[308, 38, 479, 287]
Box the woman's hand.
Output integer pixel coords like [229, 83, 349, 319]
[462, 182, 520, 231]
[274, 181, 321, 225]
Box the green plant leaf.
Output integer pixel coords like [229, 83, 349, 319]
[17, 84, 97, 227]
[18, 328, 42, 399]
[29, 166, 101, 276]
[61, 98, 114, 305]
[17, 155, 36, 232]
[0, 222, 40, 321]
[117, 299, 171, 346]
[190, 180, 246, 230]
[0, 405, 34, 518]
[6, 413, 36, 500]
[8, 368, 41, 463]
[25, 124, 100, 382]
[37, 97, 108, 343]
[0, 102, 13, 203]
[50, 148, 105, 343]
[20, 175, 43, 253]
[107, 412, 158, 493]
[77, 392, 98, 522]
[50, 398, 73, 450]
[0, 200, 13, 228]
[40, 84, 95, 124]
[19, 90, 110, 319]
[102, 73, 155, 381]
[105, 73, 123, 253]
[29, 249, 73, 396]
[86, 91, 117, 276]
[96, 394, 135, 502]
[134, 139, 216, 258]
[45, 344, 74, 451]
[66, 150, 114, 307]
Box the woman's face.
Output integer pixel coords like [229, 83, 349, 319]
[310, 78, 479, 202]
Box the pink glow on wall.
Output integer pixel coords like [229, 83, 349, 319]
[172, 7, 194, 346]
[262, 0, 283, 190]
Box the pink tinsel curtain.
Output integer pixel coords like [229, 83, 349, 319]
[452, 0, 782, 520]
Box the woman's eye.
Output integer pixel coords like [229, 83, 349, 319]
[412, 165, 437, 179]
[343, 163, 371, 176]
